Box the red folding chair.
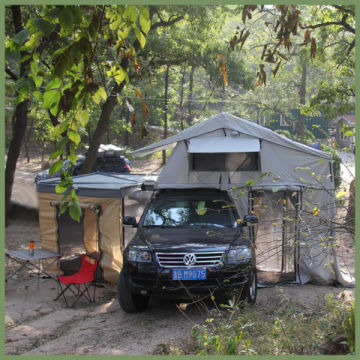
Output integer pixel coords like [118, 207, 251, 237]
[54, 254, 98, 308]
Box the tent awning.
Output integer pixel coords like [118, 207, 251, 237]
[187, 137, 260, 153]
[36, 172, 158, 198]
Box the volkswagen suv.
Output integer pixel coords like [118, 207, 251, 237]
[118, 188, 258, 313]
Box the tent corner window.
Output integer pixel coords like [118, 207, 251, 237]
[191, 152, 259, 172]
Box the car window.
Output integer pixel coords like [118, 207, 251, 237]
[142, 195, 237, 228]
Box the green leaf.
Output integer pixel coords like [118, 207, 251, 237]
[71, 188, 78, 201]
[33, 18, 55, 35]
[52, 122, 68, 138]
[272, 186, 280, 193]
[343, 130, 354, 137]
[134, 27, 146, 49]
[245, 179, 256, 188]
[49, 149, 64, 160]
[92, 87, 107, 105]
[336, 190, 347, 198]
[20, 54, 31, 63]
[69, 6, 83, 24]
[117, 26, 130, 41]
[31, 74, 43, 88]
[56, 182, 69, 194]
[68, 153, 78, 165]
[59, 201, 69, 215]
[56, 137, 68, 151]
[68, 130, 81, 145]
[59, 7, 74, 32]
[69, 199, 82, 222]
[139, 8, 150, 34]
[44, 90, 61, 109]
[123, 6, 138, 23]
[49, 160, 64, 175]
[13, 29, 30, 45]
[75, 111, 90, 127]
[49, 103, 59, 117]
[46, 78, 62, 91]
[16, 78, 35, 104]
[32, 90, 42, 101]
[114, 67, 127, 85]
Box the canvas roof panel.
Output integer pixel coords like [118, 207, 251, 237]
[187, 137, 260, 153]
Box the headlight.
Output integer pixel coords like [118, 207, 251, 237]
[227, 246, 252, 263]
[128, 248, 151, 262]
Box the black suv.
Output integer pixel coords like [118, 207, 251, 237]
[118, 188, 258, 313]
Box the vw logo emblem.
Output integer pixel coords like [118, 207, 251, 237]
[183, 253, 197, 266]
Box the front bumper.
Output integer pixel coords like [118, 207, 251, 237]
[124, 261, 254, 295]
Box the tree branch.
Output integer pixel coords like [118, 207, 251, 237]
[301, 16, 355, 34]
[150, 15, 184, 31]
[6, 67, 18, 81]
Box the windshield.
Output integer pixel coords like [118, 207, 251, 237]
[142, 194, 238, 228]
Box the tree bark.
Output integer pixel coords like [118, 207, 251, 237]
[79, 82, 122, 174]
[187, 65, 195, 125]
[345, 179, 355, 227]
[162, 65, 170, 165]
[178, 67, 186, 131]
[5, 5, 31, 218]
[297, 61, 307, 141]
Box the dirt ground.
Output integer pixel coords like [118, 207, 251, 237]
[4, 154, 355, 355]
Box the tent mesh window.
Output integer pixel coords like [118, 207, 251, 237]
[191, 152, 259, 171]
[57, 210, 86, 275]
[251, 190, 300, 285]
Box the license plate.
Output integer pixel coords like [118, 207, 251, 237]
[172, 268, 206, 280]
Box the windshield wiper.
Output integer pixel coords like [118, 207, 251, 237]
[142, 225, 175, 228]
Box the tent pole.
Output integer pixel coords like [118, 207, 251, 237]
[121, 197, 125, 252]
[281, 192, 286, 273]
[294, 189, 302, 283]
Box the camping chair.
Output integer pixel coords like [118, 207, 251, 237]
[54, 254, 98, 308]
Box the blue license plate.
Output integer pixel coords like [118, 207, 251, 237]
[172, 268, 206, 280]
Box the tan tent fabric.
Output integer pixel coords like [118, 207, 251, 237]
[37, 192, 123, 283]
[38, 192, 62, 273]
[83, 208, 99, 255]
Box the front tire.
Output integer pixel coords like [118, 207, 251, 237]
[245, 270, 257, 305]
[117, 270, 149, 313]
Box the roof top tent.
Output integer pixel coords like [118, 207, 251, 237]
[133, 112, 354, 287]
[36, 172, 156, 283]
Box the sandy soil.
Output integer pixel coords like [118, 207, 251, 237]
[5, 154, 355, 355]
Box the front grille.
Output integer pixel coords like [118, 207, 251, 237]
[155, 251, 224, 268]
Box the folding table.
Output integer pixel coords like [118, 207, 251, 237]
[5, 249, 61, 289]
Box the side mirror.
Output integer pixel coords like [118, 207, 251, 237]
[123, 216, 137, 227]
[242, 214, 258, 226]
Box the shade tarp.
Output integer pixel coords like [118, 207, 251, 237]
[188, 137, 260, 153]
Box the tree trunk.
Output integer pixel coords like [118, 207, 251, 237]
[178, 67, 186, 131]
[79, 41, 140, 174]
[124, 108, 130, 147]
[345, 179, 355, 227]
[5, 5, 31, 218]
[79, 83, 121, 174]
[297, 61, 307, 142]
[187, 65, 195, 125]
[5, 101, 29, 216]
[162, 65, 170, 165]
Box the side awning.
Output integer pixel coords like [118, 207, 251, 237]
[187, 137, 260, 153]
